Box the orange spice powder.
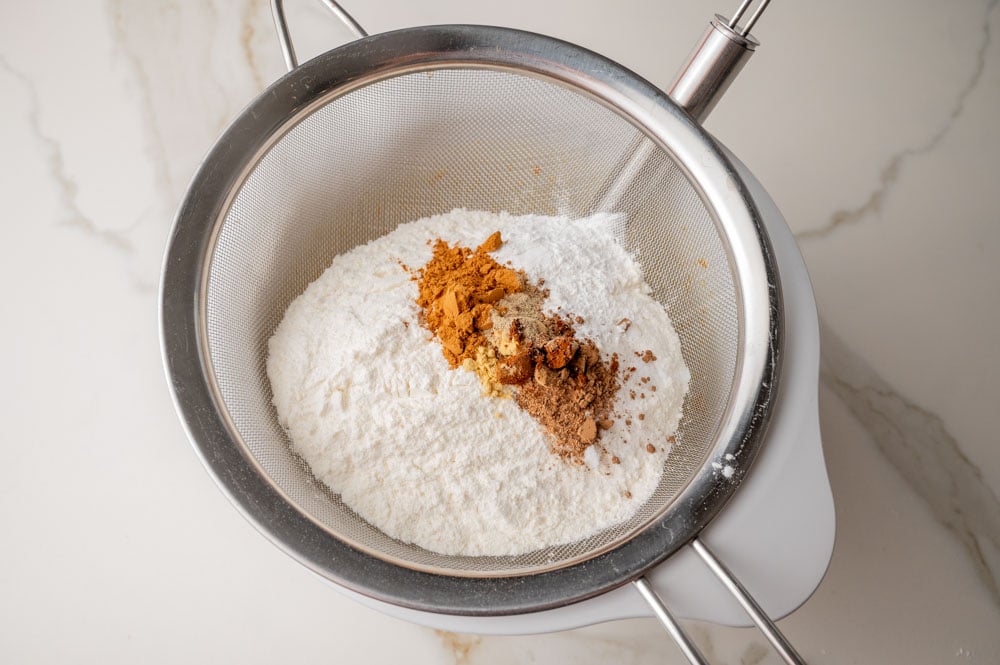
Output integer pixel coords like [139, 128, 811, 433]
[414, 232, 523, 367]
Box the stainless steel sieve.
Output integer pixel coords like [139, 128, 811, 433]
[160, 1, 802, 663]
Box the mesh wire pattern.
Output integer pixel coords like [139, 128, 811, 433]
[204, 67, 738, 576]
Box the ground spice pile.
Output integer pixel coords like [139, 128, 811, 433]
[412, 231, 625, 463]
[414, 231, 523, 367]
[504, 314, 621, 463]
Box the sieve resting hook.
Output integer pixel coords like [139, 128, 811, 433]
[634, 537, 807, 665]
[270, 0, 368, 71]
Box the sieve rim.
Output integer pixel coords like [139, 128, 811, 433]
[160, 24, 782, 616]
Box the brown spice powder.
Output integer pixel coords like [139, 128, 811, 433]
[515, 338, 620, 463]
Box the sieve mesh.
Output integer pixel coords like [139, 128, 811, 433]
[204, 68, 737, 576]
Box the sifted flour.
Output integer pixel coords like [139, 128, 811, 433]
[266, 210, 689, 556]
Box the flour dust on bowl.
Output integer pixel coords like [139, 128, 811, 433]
[159, 1, 832, 663]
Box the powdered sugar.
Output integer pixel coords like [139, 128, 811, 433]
[266, 210, 689, 556]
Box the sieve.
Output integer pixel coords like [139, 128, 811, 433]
[160, 1, 811, 663]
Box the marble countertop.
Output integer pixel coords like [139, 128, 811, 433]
[2, 0, 998, 662]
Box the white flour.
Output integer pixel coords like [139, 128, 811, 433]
[266, 210, 689, 556]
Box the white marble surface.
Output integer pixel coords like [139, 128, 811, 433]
[2, 0, 999, 662]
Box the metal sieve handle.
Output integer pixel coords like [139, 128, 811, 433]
[270, 0, 368, 71]
[728, 0, 773, 36]
[597, 0, 773, 212]
[634, 537, 807, 665]
[668, 0, 772, 121]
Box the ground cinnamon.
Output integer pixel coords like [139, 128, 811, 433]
[414, 232, 523, 368]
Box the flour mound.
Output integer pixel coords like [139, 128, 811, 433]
[266, 210, 689, 556]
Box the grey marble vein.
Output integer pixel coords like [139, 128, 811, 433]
[107, 0, 176, 202]
[740, 641, 769, 665]
[688, 623, 719, 662]
[797, 0, 997, 241]
[0, 53, 133, 254]
[819, 321, 1000, 608]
